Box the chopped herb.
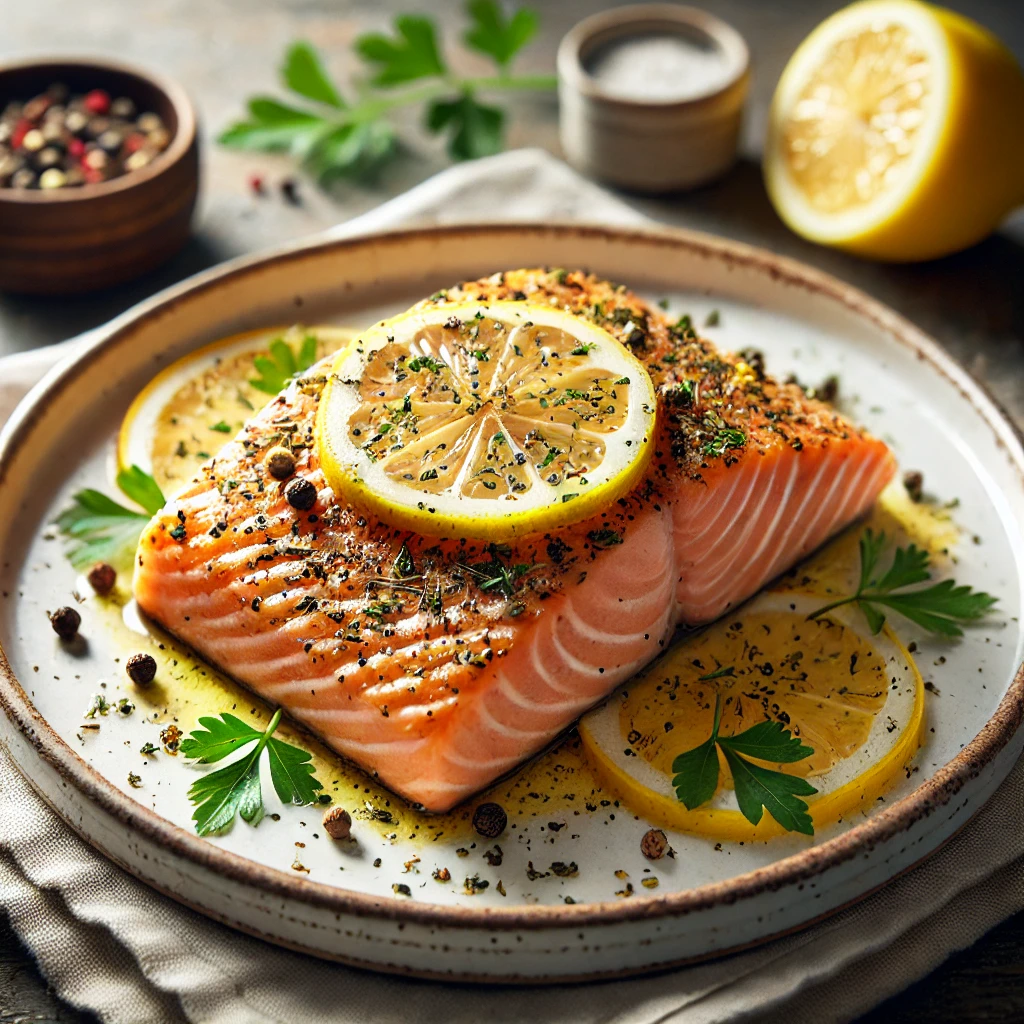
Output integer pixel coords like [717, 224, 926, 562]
[393, 543, 417, 578]
[671, 694, 817, 834]
[140, 742, 159, 756]
[571, 341, 597, 355]
[84, 694, 111, 719]
[587, 528, 621, 548]
[180, 709, 324, 836]
[705, 309, 720, 327]
[702, 428, 746, 457]
[698, 665, 735, 681]
[407, 354, 446, 374]
[210, 420, 232, 433]
[808, 529, 998, 637]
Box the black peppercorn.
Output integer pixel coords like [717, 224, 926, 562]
[285, 476, 317, 511]
[49, 606, 80, 640]
[126, 652, 157, 686]
[87, 562, 117, 595]
[472, 802, 507, 839]
[265, 445, 296, 480]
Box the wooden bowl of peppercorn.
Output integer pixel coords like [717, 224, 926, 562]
[0, 57, 198, 294]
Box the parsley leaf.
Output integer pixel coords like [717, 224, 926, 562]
[463, 0, 539, 69]
[188, 748, 266, 834]
[808, 529, 998, 637]
[56, 466, 165, 570]
[281, 41, 346, 108]
[116, 464, 166, 515]
[179, 712, 261, 763]
[720, 746, 817, 835]
[250, 335, 320, 395]
[356, 15, 447, 86]
[182, 709, 324, 836]
[266, 737, 324, 806]
[670, 693, 721, 810]
[671, 693, 818, 834]
[426, 93, 505, 161]
[219, 97, 327, 154]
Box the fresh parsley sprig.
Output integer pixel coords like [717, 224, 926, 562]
[220, 1, 555, 181]
[55, 465, 166, 571]
[180, 709, 326, 836]
[808, 529, 997, 638]
[672, 693, 818, 835]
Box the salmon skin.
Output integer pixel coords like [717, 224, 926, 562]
[133, 270, 895, 812]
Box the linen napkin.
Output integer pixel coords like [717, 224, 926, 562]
[2, 148, 1023, 1024]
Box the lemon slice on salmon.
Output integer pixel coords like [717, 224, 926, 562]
[316, 301, 657, 541]
[579, 592, 925, 841]
[118, 325, 354, 495]
[764, 0, 1024, 261]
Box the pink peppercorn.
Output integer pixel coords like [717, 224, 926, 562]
[83, 89, 110, 115]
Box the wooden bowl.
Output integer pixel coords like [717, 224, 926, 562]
[0, 57, 199, 295]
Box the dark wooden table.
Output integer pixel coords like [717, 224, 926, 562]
[2, 1, 1023, 1020]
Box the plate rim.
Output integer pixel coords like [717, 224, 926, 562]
[1, 220, 1023, 932]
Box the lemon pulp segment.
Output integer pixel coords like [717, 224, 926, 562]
[579, 592, 925, 842]
[316, 301, 657, 540]
[783, 23, 932, 215]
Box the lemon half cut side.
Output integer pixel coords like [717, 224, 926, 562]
[579, 592, 926, 842]
[316, 301, 657, 541]
[765, 0, 1024, 261]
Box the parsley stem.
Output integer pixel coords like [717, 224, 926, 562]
[276, 73, 558, 130]
[255, 707, 283, 755]
[806, 595, 856, 621]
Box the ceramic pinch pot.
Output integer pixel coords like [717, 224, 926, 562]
[0, 57, 199, 294]
[558, 4, 751, 193]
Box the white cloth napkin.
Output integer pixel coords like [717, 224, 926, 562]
[2, 148, 1023, 1024]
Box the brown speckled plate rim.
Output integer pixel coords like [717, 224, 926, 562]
[1, 222, 1022, 934]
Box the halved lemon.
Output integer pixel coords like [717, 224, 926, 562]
[118, 325, 354, 495]
[579, 592, 925, 841]
[316, 301, 657, 541]
[764, 0, 1024, 261]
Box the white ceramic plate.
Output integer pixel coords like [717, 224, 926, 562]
[1, 224, 1022, 981]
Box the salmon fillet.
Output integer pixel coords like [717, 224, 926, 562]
[133, 270, 895, 811]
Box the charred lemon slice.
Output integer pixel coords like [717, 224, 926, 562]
[579, 592, 925, 841]
[316, 301, 657, 540]
[118, 325, 354, 495]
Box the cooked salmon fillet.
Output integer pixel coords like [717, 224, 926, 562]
[133, 270, 895, 811]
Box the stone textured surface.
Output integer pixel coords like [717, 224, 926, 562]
[2, 1, 1024, 1021]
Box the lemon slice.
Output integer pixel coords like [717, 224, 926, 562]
[118, 325, 354, 495]
[579, 592, 925, 841]
[316, 301, 657, 541]
[764, 0, 1024, 261]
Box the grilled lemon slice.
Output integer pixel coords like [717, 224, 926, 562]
[316, 301, 657, 541]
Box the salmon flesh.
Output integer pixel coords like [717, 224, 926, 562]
[133, 270, 895, 811]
